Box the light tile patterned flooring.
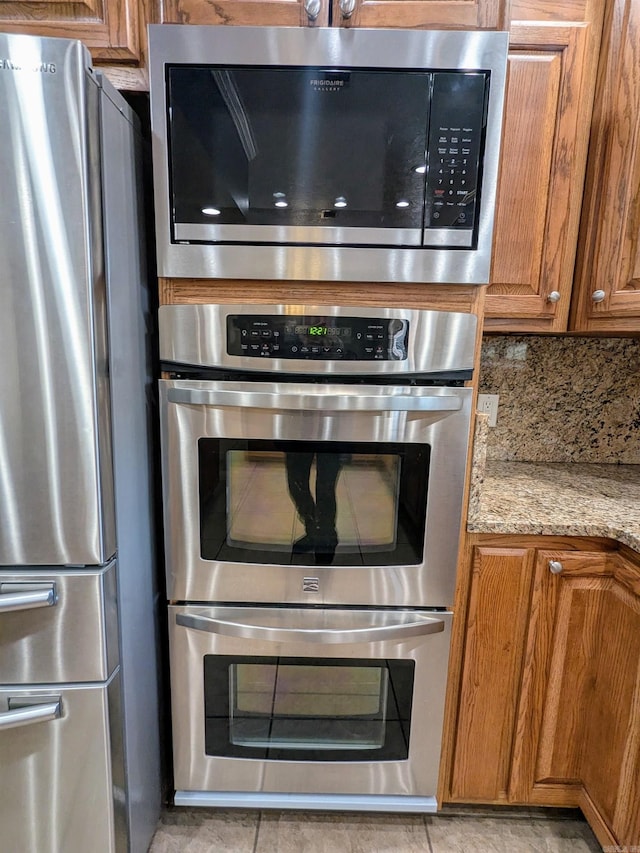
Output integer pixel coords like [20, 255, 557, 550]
[148, 806, 603, 852]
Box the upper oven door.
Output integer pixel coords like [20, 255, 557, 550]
[160, 379, 472, 606]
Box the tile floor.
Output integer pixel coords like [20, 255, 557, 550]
[148, 806, 603, 852]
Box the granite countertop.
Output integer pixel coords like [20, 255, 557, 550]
[467, 457, 640, 555]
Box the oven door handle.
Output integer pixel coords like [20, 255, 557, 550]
[175, 611, 445, 644]
[167, 387, 462, 413]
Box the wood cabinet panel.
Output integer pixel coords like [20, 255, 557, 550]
[446, 536, 640, 847]
[161, 0, 328, 27]
[509, 550, 608, 802]
[330, 0, 500, 30]
[449, 546, 533, 802]
[570, 0, 640, 331]
[485, 18, 601, 332]
[0, 0, 142, 62]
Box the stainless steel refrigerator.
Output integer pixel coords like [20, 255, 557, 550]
[0, 33, 160, 853]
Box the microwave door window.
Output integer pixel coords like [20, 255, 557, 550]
[198, 440, 430, 567]
[166, 66, 430, 243]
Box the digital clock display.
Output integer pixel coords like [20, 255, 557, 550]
[293, 325, 351, 338]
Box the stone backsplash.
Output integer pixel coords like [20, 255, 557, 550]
[479, 335, 640, 464]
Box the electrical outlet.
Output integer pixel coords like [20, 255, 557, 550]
[477, 393, 499, 427]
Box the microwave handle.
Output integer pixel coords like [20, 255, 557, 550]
[176, 611, 445, 644]
[167, 387, 462, 414]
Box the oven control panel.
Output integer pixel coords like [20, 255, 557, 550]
[227, 314, 409, 361]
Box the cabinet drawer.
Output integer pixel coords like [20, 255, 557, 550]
[0, 563, 118, 683]
[0, 680, 116, 853]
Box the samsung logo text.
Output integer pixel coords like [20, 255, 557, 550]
[0, 59, 57, 73]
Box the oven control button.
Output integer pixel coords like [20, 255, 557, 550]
[250, 330, 260, 338]
[261, 330, 271, 338]
[300, 346, 309, 354]
[291, 345, 298, 353]
[311, 346, 320, 354]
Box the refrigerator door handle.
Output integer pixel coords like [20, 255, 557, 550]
[0, 699, 62, 731]
[0, 584, 57, 613]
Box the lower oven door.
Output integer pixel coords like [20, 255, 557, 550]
[169, 605, 452, 811]
[160, 379, 473, 607]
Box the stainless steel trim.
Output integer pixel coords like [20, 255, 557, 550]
[175, 791, 439, 812]
[149, 26, 508, 283]
[0, 698, 61, 731]
[167, 386, 462, 413]
[176, 608, 445, 644]
[159, 303, 477, 376]
[174, 222, 423, 247]
[0, 585, 56, 613]
[422, 228, 474, 248]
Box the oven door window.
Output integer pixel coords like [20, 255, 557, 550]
[204, 656, 414, 761]
[199, 440, 430, 566]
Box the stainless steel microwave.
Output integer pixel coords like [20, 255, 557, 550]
[149, 25, 508, 284]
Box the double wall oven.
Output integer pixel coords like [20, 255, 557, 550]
[159, 303, 476, 811]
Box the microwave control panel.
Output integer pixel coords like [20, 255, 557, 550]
[425, 72, 489, 235]
[227, 315, 408, 361]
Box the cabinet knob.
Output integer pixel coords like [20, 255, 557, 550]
[546, 291, 561, 303]
[592, 290, 606, 303]
[548, 560, 564, 575]
[304, 0, 322, 20]
[339, 0, 357, 18]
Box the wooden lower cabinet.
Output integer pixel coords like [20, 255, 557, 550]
[443, 536, 640, 850]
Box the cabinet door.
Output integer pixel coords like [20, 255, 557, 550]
[330, 0, 499, 29]
[570, 0, 640, 332]
[449, 546, 534, 802]
[509, 549, 640, 850]
[484, 5, 605, 332]
[0, 0, 142, 64]
[161, 0, 329, 26]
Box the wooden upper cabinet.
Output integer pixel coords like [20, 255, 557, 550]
[161, 0, 501, 28]
[570, 0, 640, 332]
[0, 0, 153, 89]
[161, 0, 329, 27]
[0, 0, 141, 62]
[330, 0, 500, 29]
[484, 3, 606, 332]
